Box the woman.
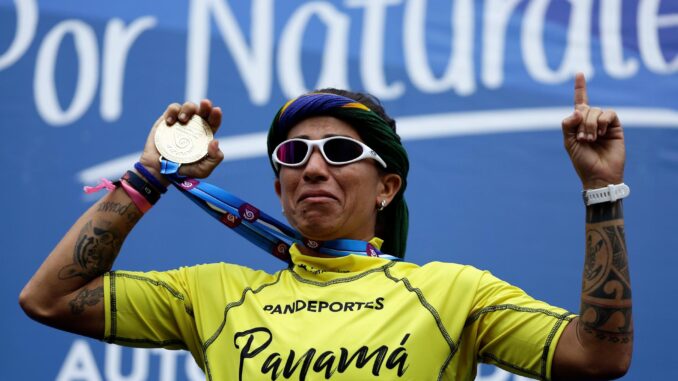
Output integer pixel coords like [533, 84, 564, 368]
[20, 74, 632, 380]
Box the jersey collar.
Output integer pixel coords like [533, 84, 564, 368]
[289, 237, 391, 278]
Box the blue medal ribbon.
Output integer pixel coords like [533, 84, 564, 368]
[159, 158, 400, 263]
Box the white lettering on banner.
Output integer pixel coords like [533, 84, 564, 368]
[185, 353, 207, 381]
[151, 348, 179, 381]
[600, 0, 639, 78]
[2, 0, 678, 125]
[34, 20, 99, 126]
[101, 17, 157, 121]
[105, 345, 149, 381]
[187, 0, 273, 105]
[639, 0, 678, 73]
[0, 0, 37, 70]
[475, 365, 533, 381]
[403, 0, 475, 95]
[31, 15, 155, 126]
[481, 0, 521, 89]
[56, 339, 102, 381]
[277, 1, 349, 98]
[52, 339, 544, 381]
[345, 0, 404, 100]
[476, 365, 511, 381]
[57, 340, 207, 381]
[522, 0, 594, 83]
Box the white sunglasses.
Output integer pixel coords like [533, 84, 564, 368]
[272, 136, 387, 170]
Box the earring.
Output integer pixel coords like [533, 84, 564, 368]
[377, 199, 387, 211]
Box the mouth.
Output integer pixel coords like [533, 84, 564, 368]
[298, 190, 338, 203]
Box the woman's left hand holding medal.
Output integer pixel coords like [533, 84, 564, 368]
[138, 100, 225, 186]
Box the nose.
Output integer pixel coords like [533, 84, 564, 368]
[302, 147, 329, 182]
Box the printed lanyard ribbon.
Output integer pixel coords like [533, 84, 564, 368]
[160, 159, 400, 262]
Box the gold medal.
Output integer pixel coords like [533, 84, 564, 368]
[154, 115, 214, 164]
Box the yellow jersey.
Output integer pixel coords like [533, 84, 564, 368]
[103, 239, 574, 380]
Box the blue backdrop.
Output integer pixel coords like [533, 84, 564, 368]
[2, 0, 677, 380]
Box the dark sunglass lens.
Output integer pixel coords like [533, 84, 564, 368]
[324, 138, 364, 163]
[276, 140, 309, 164]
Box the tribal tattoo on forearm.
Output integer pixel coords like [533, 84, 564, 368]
[580, 200, 632, 343]
[69, 286, 104, 315]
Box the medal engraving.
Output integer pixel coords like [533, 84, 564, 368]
[154, 115, 214, 164]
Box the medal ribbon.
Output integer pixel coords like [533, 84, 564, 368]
[159, 158, 400, 263]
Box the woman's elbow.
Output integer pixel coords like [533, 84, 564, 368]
[19, 283, 60, 325]
[605, 354, 632, 380]
[585, 351, 632, 380]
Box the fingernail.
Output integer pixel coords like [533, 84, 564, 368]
[587, 133, 594, 141]
[179, 113, 187, 121]
[166, 116, 174, 124]
[577, 132, 585, 140]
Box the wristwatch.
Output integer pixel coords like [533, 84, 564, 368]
[582, 183, 630, 206]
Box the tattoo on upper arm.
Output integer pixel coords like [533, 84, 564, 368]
[69, 286, 104, 315]
[58, 220, 122, 280]
[581, 201, 632, 343]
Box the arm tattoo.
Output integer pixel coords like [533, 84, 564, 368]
[97, 201, 141, 226]
[580, 200, 632, 343]
[69, 286, 104, 315]
[97, 201, 129, 216]
[58, 220, 122, 280]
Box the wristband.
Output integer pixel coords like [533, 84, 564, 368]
[83, 178, 118, 194]
[121, 170, 161, 205]
[582, 183, 630, 206]
[134, 162, 168, 193]
[120, 180, 152, 213]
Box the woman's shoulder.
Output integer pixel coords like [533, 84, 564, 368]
[393, 259, 484, 273]
[389, 260, 488, 285]
[172, 262, 286, 285]
[191, 261, 283, 273]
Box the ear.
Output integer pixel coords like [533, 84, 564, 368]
[274, 178, 282, 199]
[377, 173, 402, 205]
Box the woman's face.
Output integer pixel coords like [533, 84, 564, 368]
[275, 116, 394, 242]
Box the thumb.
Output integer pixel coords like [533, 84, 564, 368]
[207, 140, 223, 161]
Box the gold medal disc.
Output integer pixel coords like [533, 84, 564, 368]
[154, 115, 214, 164]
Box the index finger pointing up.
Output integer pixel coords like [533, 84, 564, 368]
[574, 72, 588, 107]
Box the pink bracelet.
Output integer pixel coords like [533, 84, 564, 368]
[83, 178, 117, 194]
[120, 180, 152, 213]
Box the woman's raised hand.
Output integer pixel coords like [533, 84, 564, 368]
[561, 73, 625, 190]
[139, 99, 225, 183]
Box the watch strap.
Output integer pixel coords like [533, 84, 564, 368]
[582, 183, 630, 206]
